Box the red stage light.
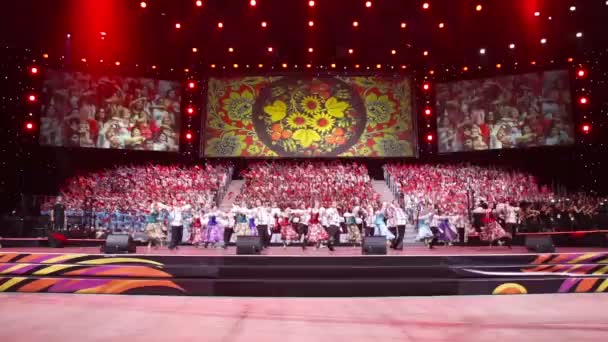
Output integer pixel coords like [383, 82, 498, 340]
[423, 50, 429, 56]
[267, 47, 273, 52]
[376, 64, 382, 69]
[250, 0, 257, 6]
[348, 48, 354, 54]
[217, 22, 224, 29]
[422, 83, 430, 91]
[426, 134, 434, 142]
[188, 81, 196, 89]
[331, 63, 336, 68]
[496, 63, 502, 69]
[28, 94, 36, 102]
[282, 63, 288, 68]
[391, 49, 397, 55]
[534, 11, 540, 17]
[352, 21, 359, 27]
[228, 47, 234, 53]
[192, 47, 198, 53]
[43, 53, 49, 59]
[233, 64, 239, 69]
[401, 22, 407, 28]
[151, 65, 157, 69]
[476, 4, 482, 11]
[115, 61, 121, 66]
[185, 132, 193, 140]
[424, 108, 432, 116]
[306, 64, 312, 68]
[577, 69, 586, 78]
[81, 58, 87, 63]
[463, 66, 469, 71]
[175, 23, 181, 29]
[579, 97, 588, 105]
[422, 2, 430, 10]
[438, 22, 445, 28]
[30, 67, 39, 75]
[210, 64, 216, 68]
[309, 1, 315, 7]
[196, 1, 203, 7]
[365, 1, 372, 8]
[582, 124, 591, 133]
[308, 47, 314, 53]
[308, 20, 314, 27]
[140, 2, 147, 9]
[187, 107, 195, 115]
[355, 64, 360, 69]
[261, 21, 267, 27]
[25, 122, 34, 130]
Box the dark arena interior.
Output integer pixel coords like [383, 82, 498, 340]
[1, 1, 608, 341]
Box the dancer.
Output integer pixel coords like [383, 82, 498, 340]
[279, 208, 299, 248]
[324, 202, 342, 251]
[373, 202, 396, 242]
[432, 209, 458, 246]
[308, 200, 329, 249]
[145, 203, 164, 249]
[480, 203, 512, 248]
[202, 205, 224, 248]
[388, 201, 407, 250]
[291, 203, 310, 249]
[415, 202, 435, 248]
[344, 206, 362, 246]
[158, 199, 191, 250]
[253, 200, 272, 249]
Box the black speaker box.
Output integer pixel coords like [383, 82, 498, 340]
[525, 235, 556, 253]
[236, 236, 262, 255]
[103, 234, 136, 254]
[362, 236, 387, 255]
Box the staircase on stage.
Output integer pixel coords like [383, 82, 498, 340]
[1, 246, 608, 297]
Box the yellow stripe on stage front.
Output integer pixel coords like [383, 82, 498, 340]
[42, 254, 87, 264]
[0, 264, 36, 275]
[77, 258, 163, 266]
[0, 277, 27, 292]
[33, 264, 75, 275]
[596, 279, 608, 293]
[568, 253, 602, 264]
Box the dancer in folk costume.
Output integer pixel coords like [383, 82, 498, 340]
[190, 211, 205, 247]
[343, 205, 362, 246]
[308, 200, 329, 248]
[145, 203, 165, 249]
[232, 202, 256, 239]
[324, 202, 343, 251]
[363, 204, 376, 237]
[279, 208, 299, 247]
[252, 200, 272, 249]
[480, 203, 512, 247]
[436, 213, 458, 246]
[416, 203, 435, 248]
[291, 203, 310, 250]
[373, 202, 396, 242]
[388, 201, 408, 250]
[202, 205, 224, 248]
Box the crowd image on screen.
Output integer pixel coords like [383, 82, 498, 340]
[39, 70, 181, 152]
[435, 70, 575, 153]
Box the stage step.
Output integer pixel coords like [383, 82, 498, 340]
[219, 180, 245, 212]
[371, 180, 396, 204]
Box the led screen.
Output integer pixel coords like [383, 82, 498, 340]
[203, 75, 415, 157]
[435, 70, 574, 153]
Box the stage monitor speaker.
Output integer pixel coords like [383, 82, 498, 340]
[48, 232, 67, 248]
[103, 234, 136, 254]
[525, 235, 555, 253]
[236, 236, 262, 255]
[362, 236, 387, 255]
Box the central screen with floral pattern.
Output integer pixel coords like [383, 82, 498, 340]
[202, 75, 416, 158]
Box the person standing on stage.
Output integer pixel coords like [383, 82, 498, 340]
[145, 202, 164, 249]
[374, 202, 396, 243]
[389, 201, 408, 250]
[324, 202, 342, 251]
[51, 196, 67, 232]
[158, 199, 191, 250]
[344, 205, 362, 247]
[82, 196, 95, 229]
[253, 200, 272, 249]
[279, 208, 299, 248]
[308, 200, 329, 249]
[202, 205, 224, 248]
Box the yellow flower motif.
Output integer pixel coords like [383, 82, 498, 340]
[206, 133, 245, 157]
[286, 112, 310, 130]
[300, 96, 323, 116]
[358, 146, 373, 156]
[325, 97, 348, 118]
[365, 93, 395, 124]
[293, 129, 321, 148]
[308, 112, 335, 133]
[264, 100, 287, 122]
[222, 91, 254, 122]
[371, 136, 412, 157]
[247, 144, 263, 156]
[354, 77, 377, 88]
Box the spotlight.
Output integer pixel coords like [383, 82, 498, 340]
[463, 66, 469, 71]
[308, 20, 314, 27]
[476, 4, 482, 11]
[115, 61, 121, 66]
[309, 0, 315, 7]
[217, 22, 224, 29]
[423, 50, 429, 56]
[81, 58, 87, 63]
[401, 22, 407, 28]
[210, 64, 216, 68]
[308, 47, 314, 53]
[261, 21, 267, 27]
[424, 108, 432, 116]
[579, 96, 588, 105]
[576, 32, 583, 38]
[426, 134, 434, 142]
[29, 67, 39, 75]
[268, 47, 273, 52]
[348, 48, 354, 54]
[509, 43, 515, 49]
[140, 2, 147, 9]
[233, 64, 239, 68]
[43, 53, 49, 59]
[192, 47, 198, 53]
[577, 69, 586, 78]
[376, 64, 382, 69]
[185, 132, 193, 140]
[479, 48, 486, 55]
[306, 64, 312, 68]
[496, 63, 502, 69]
[175, 23, 181, 29]
[258, 64, 264, 68]
[567, 57, 574, 63]
[331, 63, 336, 68]
[438, 22, 445, 28]
[282, 63, 288, 68]
[540, 38, 547, 44]
[25, 122, 34, 130]
[422, 82, 430, 91]
[365, 1, 372, 8]
[228, 47, 234, 53]
[352, 21, 359, 27]
[582, 124, 591, 133]
[534, 11, 540, 17]
[187, 107, 195, 115]
[391, 49, 396, 55]
[570, 6, 576, 12]
[196, 1, 203, 7]
[422, 2, 429, 10]
[188, 81, 196, 89]
[28, 94, 37, 102]
[250, 0, 257, 6]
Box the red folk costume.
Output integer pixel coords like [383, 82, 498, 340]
[480, 210, 512, 242]
[278, 216, 298, 241]
[307, 210, 329, 243]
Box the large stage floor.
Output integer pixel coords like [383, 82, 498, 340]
[2, 245, 607, 256]
[1, 292, 607, 342]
